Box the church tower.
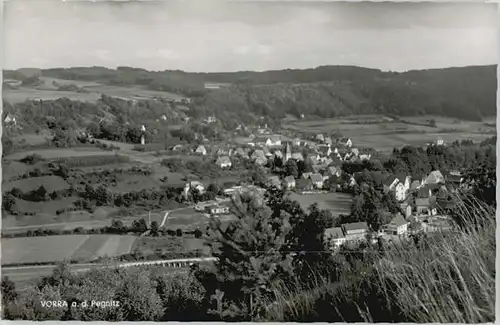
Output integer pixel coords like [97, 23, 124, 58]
[284, 142, 292, 162]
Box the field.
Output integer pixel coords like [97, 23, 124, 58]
[2, 87, 101, 103]
[132, 236, 209, 256]
[1, 235, 137, 265]
[3, 175, 69, 192]
[283, 115, 496, 151]
[288, 192, 352, 216]
[5, 147, 115, 161]
[3, 77, 186, 104]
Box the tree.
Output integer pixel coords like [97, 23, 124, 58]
[1, 276, 18, 304]
[193, 192, 294, 321]
[176, 228, 183, 237]
[284, 159, 299, 178]
[194, 228, 203, 238]
[95, 185, 112, 206]
[2, 193, 16, 213]
[132, 219, 148, 233]
[150, 221, 159, 237]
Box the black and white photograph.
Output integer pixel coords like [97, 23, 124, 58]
[1, 0, 497, 322]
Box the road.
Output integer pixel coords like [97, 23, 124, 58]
[2, 257, 216, 285]
[2, 206, 195, 234]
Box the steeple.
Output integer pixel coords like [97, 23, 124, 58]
[284, 142, 292, 162]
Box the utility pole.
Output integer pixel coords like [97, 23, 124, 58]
[148, 211, 151, 228]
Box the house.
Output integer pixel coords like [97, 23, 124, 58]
[234, 148, 246, 157]
[315, 134, 325, 143]
[317, 145, 332, 157]
[399, 202, 412, 218]
[4, 114, 16, 126]
[415, 196, 437, 216]
[205, 205, 229, 215]
[425, 170, 445, 185]
[359, 154, 371, 161]
[172, 144, 184, 152]
[140, 125, 146, 132]
[251, 149, 266, 160]
[253, 135, 281, 147]
[254, 156, 268, 166]
[302, 172, 313, 180]
[342, 222, 369, 242]
[384, 214, 409, 236]
[310, 173, 324, 189]
[216, 156, 232, 168]
[339, 138, 353, 148]
[324, 227, 346, 249]
[274, 150, 283, 159]
[195, 145, 207, 156]
[410, 180, 421, 191]
[291, 153, 304, 161]
[321, 170, 330, 181]
[394, 182, 406, 202]
[296, 178, 314, 191]
[322, 157, 333, 166]
[383, 175, 399, 191]
[351, 148, 360, 157]
[184, 180, 205, 199]
[436, 138, 444, 146]
[324, 137, 333, 146]
[417, 185, 432, 198]
[267, 176, 282, 189]
[309, 157, 319, 166]
[328, 166, 341, 177]
[161, 114, 167, 121]
[284, 176, 296, 189]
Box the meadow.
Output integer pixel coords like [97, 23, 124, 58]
[1, 235, 137, 265]
[283, 115, 496, 151]
[287, 192, 352, 216]
[3, 175, 69, 192]
[3, 77, 186, 104]
[5, 147, 115, 161]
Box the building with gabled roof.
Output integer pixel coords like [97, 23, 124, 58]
[195, 145, 207, 156]
[284, 175, 296, 189]
[324, 227, 346, 249]
[310, 173, 324, 189]
[384, 213, 409, 235]
[342, 222, 368, 241]
[216, 156, 232, 168]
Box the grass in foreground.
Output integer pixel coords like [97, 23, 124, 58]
[266, 195, 496, 323]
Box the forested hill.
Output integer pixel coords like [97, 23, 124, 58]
[5, 64, 497, 121]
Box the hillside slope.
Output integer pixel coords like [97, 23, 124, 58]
[4, 64, 497, 121]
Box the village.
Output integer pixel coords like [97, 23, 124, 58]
[154, 121, 460, 251]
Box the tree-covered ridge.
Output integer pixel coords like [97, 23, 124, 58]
[5, 64, 496, 121]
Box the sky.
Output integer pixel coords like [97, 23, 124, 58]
[2, 0, 498, 72]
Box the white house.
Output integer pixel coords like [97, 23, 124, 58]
[140, 125, 146, 132]
[284, 176, 296, 189]
[4, 114, 16, 126]
[310, 173, 324, 189]
[339, 138, 353, 148]
[384, 214, 409, 236]
[425, 170, 445, 185]
[195, 145, 207, 156]
[216, 156, 232, 168]
[324, 227, 347, 249]
[342, 222, 368, 242]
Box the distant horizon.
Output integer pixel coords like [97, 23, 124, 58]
[5, 63, 497, 75]
[3, 1, 497, 72]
